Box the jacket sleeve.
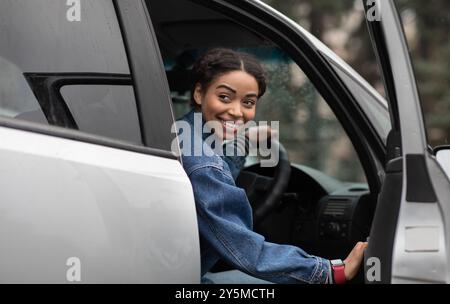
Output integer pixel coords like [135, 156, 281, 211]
[188, 164, 331, 284]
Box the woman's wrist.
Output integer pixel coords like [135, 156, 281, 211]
[330, 259, 346, 284]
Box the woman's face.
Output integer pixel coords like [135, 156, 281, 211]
[194, 70, 259, 140]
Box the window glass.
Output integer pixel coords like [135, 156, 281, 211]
[0, 0, 142, 145]
[168, 47, 367, 183]
[255, 48, 367, 183]
[331, 63, 391, 143]
[61, 85, 141, 144]
[260, 0, 391, 147]
[262, 0, 386, 98]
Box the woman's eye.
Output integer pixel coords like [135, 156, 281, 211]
[243, 100, 256, 107]
[219, 95, 231, 102]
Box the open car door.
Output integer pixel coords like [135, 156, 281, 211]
[364, 0, 450, 283]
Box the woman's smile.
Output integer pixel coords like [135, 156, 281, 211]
[219, 119, 244, 135]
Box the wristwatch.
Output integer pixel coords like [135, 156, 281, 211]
[330, 259, 346, 284]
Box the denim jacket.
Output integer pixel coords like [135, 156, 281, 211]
[177, 109, 331, 284]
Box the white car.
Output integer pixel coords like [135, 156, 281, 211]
[0, 0, 448, 283]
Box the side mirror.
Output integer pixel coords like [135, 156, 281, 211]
[435, 146, 450, 180]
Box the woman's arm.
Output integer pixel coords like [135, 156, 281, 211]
[188, 164, 331, 284]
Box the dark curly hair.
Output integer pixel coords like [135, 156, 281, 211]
[190, 48, 267, 107]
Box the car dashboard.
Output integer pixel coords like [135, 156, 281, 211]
[239, 163, 374, 260]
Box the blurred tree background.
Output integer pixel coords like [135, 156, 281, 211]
[262, 0, 450, 147]
[396, 0, 450, 146]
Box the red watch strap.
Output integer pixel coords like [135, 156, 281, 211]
[332, 264, 346, 284]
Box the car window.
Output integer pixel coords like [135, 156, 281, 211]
[60, 85, 142, 145]
[147, 0, 367, 183]
[394, 0, 450, 148]
[254, 49, 367, 183]
[169, 47, 367, 183]
[0, 0, 142, 145]
[262, 0, 386, 98]
[330, 62, 391, 144]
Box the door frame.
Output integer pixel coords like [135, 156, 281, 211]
[363, 0, 449, 283]
[114, 0, 178, 154]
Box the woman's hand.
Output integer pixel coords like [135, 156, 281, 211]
[344, 242, 368, 281]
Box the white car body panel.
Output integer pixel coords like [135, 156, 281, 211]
[370, 0, 449, 283]
[436, 149, 450, 181]
[0, 126, 200, 283]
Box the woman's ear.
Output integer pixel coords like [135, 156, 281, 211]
[193, 84, 203, 107]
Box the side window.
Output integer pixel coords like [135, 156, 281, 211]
[256, 50, 367, 183]
[60, 85, 141, 145]
[263, 0, 390, 145]
[148, 0, 367, 183]
[262, 0, 385, 98]
[0, 0, 142, 145]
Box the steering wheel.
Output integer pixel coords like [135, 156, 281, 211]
[236, 140, 291, 227]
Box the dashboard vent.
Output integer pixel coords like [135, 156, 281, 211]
[323, 199, 351, 217]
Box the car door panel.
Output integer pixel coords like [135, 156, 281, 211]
[436, 148, 450, 180]
[365, 157, 402, 283]
[364, 0, 449, 283]
[0, 125, 200, 283]
[0, 0, 200, 283]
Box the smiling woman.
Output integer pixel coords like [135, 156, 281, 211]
[187, 48, 269, 177]
[175, 48, 368, 284]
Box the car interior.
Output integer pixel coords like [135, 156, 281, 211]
[146, 0, 378, 283]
